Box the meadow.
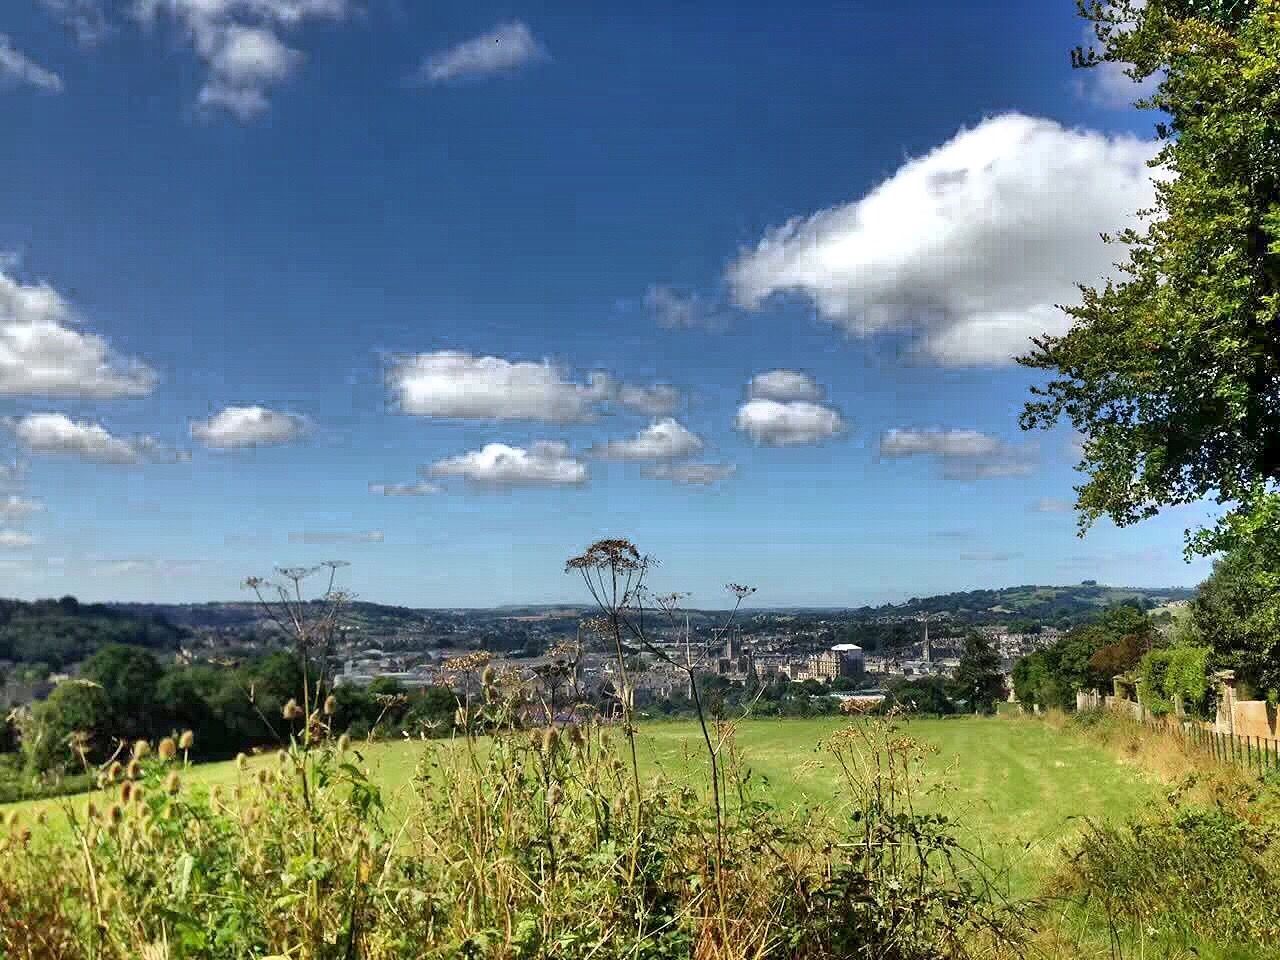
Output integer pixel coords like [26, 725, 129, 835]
[6, 715, 1159, 892]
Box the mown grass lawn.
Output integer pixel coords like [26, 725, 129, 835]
[6, 715, 1159, 892]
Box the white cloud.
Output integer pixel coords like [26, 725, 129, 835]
[0, 35, 63, 92]
[132, 0, 349, 119]
[90, 558, 205, 577]
[0, 530, 36, 548]
[0, 262, 157, 399]
[734, 399, 844, 446]
[617, 383, 680, 416]
[0, 495, 43, 521]
[1031, 497, 1074, 514]
[644, 285, 729, 331]
[430, 441, 587, 488]
[643, 462, 736, 486]
[191, 405, 307, 448]
[38, 0, 111, 46]
[589, 418, 703, 461]
[288, 530, 384, 544]
[958, 550, 1022, 563]
[727, 113, 1160, 365]
[369, 480, 440, 496]
[4, 413, 186, 464]
[388, 351, 613, 423]
[748, 369, 823, 402]
[414, 21, 545, 84]
[878, 428, 1034, 480]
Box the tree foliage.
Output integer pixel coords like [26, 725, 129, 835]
[1020, 0, 1280, 544]
[949, 632, 1005, 714]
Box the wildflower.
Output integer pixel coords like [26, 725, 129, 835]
[164, 772, 181, 796]
[282, 698, 304, 721]
[157, 737, 177, 762]
[178, 729, 195, 751]
[132, 739, 151, 760]
[126, 759, 141, 781]
[323, 694, 338, 717]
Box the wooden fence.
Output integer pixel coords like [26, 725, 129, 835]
[1147, 716, 1280, 774]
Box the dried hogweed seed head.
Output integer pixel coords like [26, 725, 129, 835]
[323, 694, 337, 717]
[158, 737, 177, 762]
[164, 772, 181, 796]
[132, 739, 151, 760]
[178, 730, 195, 751]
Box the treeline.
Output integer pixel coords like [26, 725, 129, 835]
[0, 596, 187, 670]
[3, 644, 457, 783]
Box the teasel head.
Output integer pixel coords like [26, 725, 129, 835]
[132, 785, 146, 806]
[256, 768, 272, 787]
[282, 698, 303, 721]
[178, 730, 195, 751]
[157, 737, 177, 762]
[106, 803, 124, 827]
[277, 749, 289, 767]
[337, 733, 351, 754]
[164, 772, 181, 796]
[120, 781, 133, 805]
[542, 727, 559, 754]
[126, 759, 141, 781]
[132, 739, 151, 761]
[35, 809, 47, 826]
[567, 724, 586, 750]
[323, 694, 338, 717]
[96, 771, 109, 790]
[235, 752, 248, 771]
[107, 760, 123, 783]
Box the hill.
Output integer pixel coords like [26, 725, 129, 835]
[0, 597, 188, 670]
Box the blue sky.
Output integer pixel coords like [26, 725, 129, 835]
[0, 0, 1216, 607]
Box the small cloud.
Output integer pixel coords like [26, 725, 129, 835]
[735, 399, 844, 446]
[588, 418, 703, 461]
[369, 480, 441, 496]
[0, 34, 63, 92]
[644, 285, 730, 331]
[958, 550, 1023, 563]
[879, 427, 1035, 481]
[288, 530, 384, 545]
[429, 440, 587, 489]
[0, 495, 42, 521]
[0, 259, 158, 399]
[643, 462, 736, 486]
[191, 405, 308, 449]
[0, 529, 35, 548]
[617, 383, 681, 416]
[387, 351, 609, 423]
[3, 413, 186, 464]
[748, 369, 823, 402]
[37, 0, 111, 47]
[1031, 497, 1074, 514]
[412, 21, 546, 85]
[90, 558, 205, 577]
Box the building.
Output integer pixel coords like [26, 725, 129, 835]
[788, 644, 865, 683]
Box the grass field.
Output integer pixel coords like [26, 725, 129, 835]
[5, 715, 1159, 892]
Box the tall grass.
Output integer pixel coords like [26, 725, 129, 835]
[0, 694, 1027, 958]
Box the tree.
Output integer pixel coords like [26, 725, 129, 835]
[1190, 498, 1280, 697]
[23, 680, 113, 773]
[80, 644, 163, 742]
[1019, 0, 1280, 546]
[950, 633, 1004, 714]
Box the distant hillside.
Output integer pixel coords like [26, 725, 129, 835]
[0, 597, 189, 670]
[849, 583, 1196, 626]
[108, 600, 454, 634]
